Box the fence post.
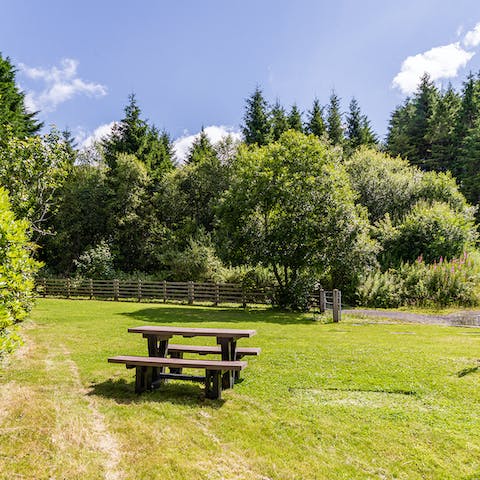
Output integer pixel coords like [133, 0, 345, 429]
[113, 279, 119, 301]
[137, 279, 142, 302]
[89, 278, 93, 300]
[66, 278, 71, 298]
[42, 278, 47, 298]
[214, 282, 220, 306]
[188, 281, 194, 305]
[241, 287, 247, 309]
[319, 288, 326, 313]
[333, 289, 341, 323]
[163, 280, 167, 303]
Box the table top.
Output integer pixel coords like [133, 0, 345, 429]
[128, 325, 256, 339]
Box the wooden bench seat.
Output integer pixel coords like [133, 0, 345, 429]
[108, 355, 247, 399]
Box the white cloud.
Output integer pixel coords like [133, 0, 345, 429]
[19, 58, 107, 113]
[392, 42, 474, 95]
[76, 122, 116, 150]
[463, 22, 480, 48]
[173, 125, 242, 163]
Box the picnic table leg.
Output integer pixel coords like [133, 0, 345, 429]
[205, 369, 222, 399]
[147, 336, 170, 382]
[217, 338, 236, 389]
[169, 351, 183, 374]
[135, 366, 153, 393]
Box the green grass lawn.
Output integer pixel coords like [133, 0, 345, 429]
[1, 299, 480, 479]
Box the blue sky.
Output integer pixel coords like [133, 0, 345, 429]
[2, 0, 480, 157]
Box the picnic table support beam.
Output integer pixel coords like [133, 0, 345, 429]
[135, 365, 154, 393]
[147, 336, 170, 382]
[217, 338, 236, 389]
[205, 369, 222, 399]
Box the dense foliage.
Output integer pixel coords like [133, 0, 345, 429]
[0, 53, 42, 140]
[217, 131, 376, 308]
[0, 188, 40, 354]
[2, 50, 480, 311]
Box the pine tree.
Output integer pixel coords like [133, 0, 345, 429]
[409, 73, 439, 169]
[346, 98, 362, 149]
[0, 53, 42, 140]
[305, 99, 326, 138]
[386, 99, 416, 159]
[270, 100, 289, 141]
[242, 87, 271, 145]
[346, 98, 377, 154]
[187, 128, 217, 164]
[457, 115, 480, 205]
[102, 93, 173, 175]
[326, 91, 344, 146]
[428, 85, 461, 173]
[288, 104, 303, 132]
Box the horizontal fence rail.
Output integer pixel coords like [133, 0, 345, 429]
[35, 278, 341, 321]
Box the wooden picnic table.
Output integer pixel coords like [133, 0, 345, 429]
[128, 325, 256, 389]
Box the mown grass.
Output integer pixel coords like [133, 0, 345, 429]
[1, 299, 480, 479]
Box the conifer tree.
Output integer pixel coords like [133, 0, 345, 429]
[346, 98, 363, 149]
[386, 99, 415, 159]
[428, 85, 461, 173]
[270, 100, 289, 141]
[242, 87, 271, 145]
[187, 128, 217, 164]
[305, 99, 326, 138]
[326, 91, 344, 146]
[409, 73, 439, 169]
[346, 98, 377, 154]
[288, 104, 303, 132]
[102, 93, 173, 176]
[0, 53, 42, 140]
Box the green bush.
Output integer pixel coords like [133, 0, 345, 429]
[0, 188, 40, 355]
[73, 241, 115, 279]
[164, 236, 227, 283]
[379, 201, 477, 266]
[357, 252, 480, 307]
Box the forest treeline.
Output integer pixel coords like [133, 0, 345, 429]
[2, 51, 480, 324]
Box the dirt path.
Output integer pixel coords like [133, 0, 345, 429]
[60, 344, 123, 480]
[343, 309, 480, 326]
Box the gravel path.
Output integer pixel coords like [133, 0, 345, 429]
[343, 309, 480, 326]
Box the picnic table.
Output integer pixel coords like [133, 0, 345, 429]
[127, 325, 257, 389]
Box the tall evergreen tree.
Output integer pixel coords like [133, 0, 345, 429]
[345, 98, 377, 153]
[408, 73, 439, 169]
[346, 98, 363, 149]
[270, 100, 289, 141]
[101, 93, 174, 175]
[428, 85, 461, 173]
[0, 53, 42, 140]
[187, 128, 217, 164]
[288, 104, 303, 132]
[326, 91, 344, 146]
[386, 98, 415, 158]
[242, 87, 271, 145]
[305, 99, 326, 138]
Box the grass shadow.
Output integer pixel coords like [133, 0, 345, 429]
[88, 378, 226, 408]
[119, 305, 318, 326]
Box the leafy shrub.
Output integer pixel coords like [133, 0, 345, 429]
[74, 241, 115, 279]
[382, 201, 477, 265]
[165, 237, 226, 282]
[223, 266, 275, 290]
[272, 273, 317, 311]
[0, 188, 40, 355]
[357, 252, 480, 307]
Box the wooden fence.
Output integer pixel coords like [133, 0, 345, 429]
[36, 278, 341, 321]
